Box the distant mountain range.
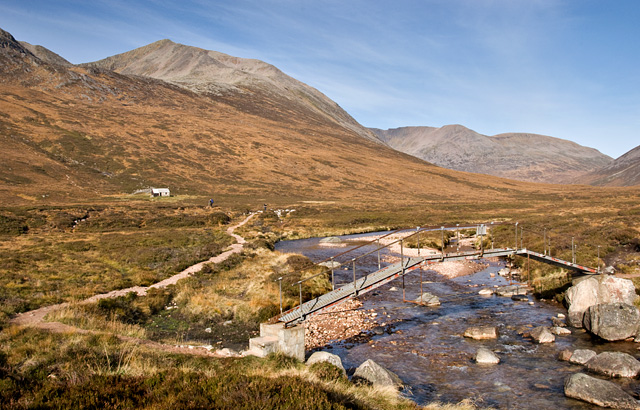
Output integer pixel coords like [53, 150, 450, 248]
[370, 125, 625, 184]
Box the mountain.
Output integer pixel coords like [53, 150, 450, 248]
[3, 27, 562, 208]
[371, 125, 613, 184]
[578, 145, 640, 186]
[82, 39, 381, 144]
[19, 41, 72, 67]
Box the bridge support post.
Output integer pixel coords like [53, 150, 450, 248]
[249, 323, 305, 361]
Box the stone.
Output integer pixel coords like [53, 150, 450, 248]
[565, 276, 638, 327]
[586, 352, 640, 378]
[475, 347, 500, 364]
[558, 349, 573, 361]
[583, 303, 640, 341]
[353, 359, 403, 388]
[551, 317, 566, 327]
[464, 326, 498, 340]
[569, 349, 597, 365]
[218, 348, 239, 357]
[414, 292, 440, 306]
[551, 326, 572, 336]
[478, 288, 493, 296]
[204, 327, 212, 333]
[495, 285, 528, 297]
[319, 236, 341, 243]
[564, 373, 640, 410]
[511, 294, 528, 302]
[529, 326, 555, 343]
[306, 351, 346, 375]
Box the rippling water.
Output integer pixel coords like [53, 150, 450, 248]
[276, 231, 639, 410]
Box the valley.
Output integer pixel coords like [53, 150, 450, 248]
[1, 25, 640, 409]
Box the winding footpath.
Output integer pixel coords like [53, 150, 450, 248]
[10, 213, 256, 336]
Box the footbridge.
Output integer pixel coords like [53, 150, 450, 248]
[274, 223, 598, 327]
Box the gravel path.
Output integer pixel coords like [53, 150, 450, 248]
[10, 213, 255, 327]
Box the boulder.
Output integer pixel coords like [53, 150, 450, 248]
[586, 352, 640, 378]
[529, 326, 555, 344]
[464, 326, 498, 340]
[558, 349, 573, 362]
[495, 285, 528, 297]
[511, 294, 528, 302]
[478, 288, 494, 296]
[565, 276, 638, 327]
[583, 303, 640, 341]
[306, 351, 346, 375]
[475, 347, 500, 364]
[414, 292, 440, 306]
[564, 373, 640, 410]
[569, 349, 597, 365]
[551, 326, 571, 336]
[353, 359, 403, 388]
[319, 236, 341, 244]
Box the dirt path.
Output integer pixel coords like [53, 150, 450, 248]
[10, 213, 256, 328]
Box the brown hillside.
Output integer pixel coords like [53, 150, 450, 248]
[578, 145, 640, 186]
[0, 28, 631, 209]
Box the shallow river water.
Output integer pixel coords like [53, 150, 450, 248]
[276, 231, 639, 410]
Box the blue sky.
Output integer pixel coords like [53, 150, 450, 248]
[2, 0, 639, 158]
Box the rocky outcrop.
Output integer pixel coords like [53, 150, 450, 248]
[585, 352, 640, 378]
[475, 348, 500, 364]
[564, 276, 638, 327]
[564, 373, 640, 409]
[583, 303, 640, 341]
[464, 326, 498, 340]
[529, 326, 555, 344]
[353, 359, 403, 388]
[306, 351, 346, 375]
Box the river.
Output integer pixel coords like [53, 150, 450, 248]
[275, 231, 639, 409]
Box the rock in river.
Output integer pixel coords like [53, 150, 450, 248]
[569, 349, 597, 365]
[306, 351, 346, 375]
[583, 303, 640, 341]
[586, 352, 640, 378]
[353, 359, 403, 388]
[564, 276, 638, 327]
[565, 373, 640, 410]
[464, 326, 498, 340]
[475, 347, 500, 364]
[414, 292, 440, 306]
[529, 326, 555, 344]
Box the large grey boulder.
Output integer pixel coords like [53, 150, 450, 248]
[475, 348, 500, 364]
[306, 351, 346, 375]
[583, 303, 640, 341]
[414, 292, 440, 306]
[586, 352, 640, 378]
[565, 373, 640, 409]
[464, 326, 498, 340]
[569, 349, 597, 365]
[565, 276, 637, 327]
[353, 359, 403, 388]
[529, 326, 555, 344]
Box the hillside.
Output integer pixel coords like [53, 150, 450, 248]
[578, 145, 640, 186]
[1, 27, 567, 208]
[371, 125, 613, 184]
[82, 39, 381, 144]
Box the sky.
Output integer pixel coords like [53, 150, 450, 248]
[1, 0, 639, 158]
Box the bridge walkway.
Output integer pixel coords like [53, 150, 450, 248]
[277, 247, 597, 327]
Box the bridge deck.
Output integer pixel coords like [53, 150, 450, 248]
[277, 247, 597, 326]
